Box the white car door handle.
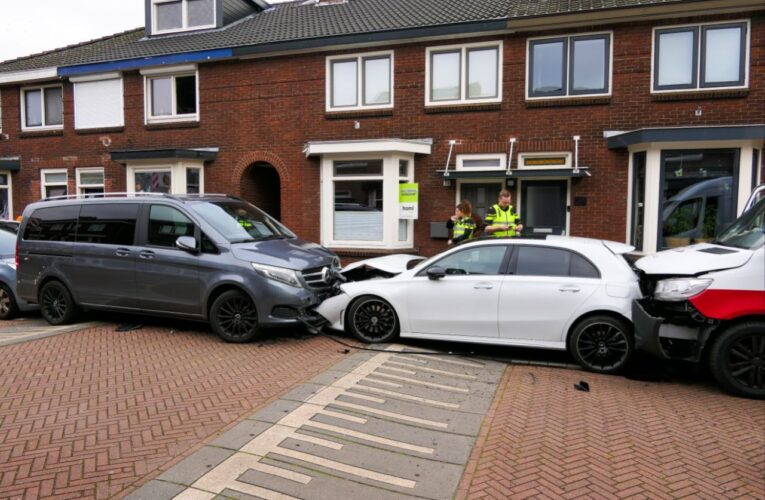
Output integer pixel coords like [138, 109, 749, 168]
[474, 283, 494, 290]
[559, 285, 580, 293]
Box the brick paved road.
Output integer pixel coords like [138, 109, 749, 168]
[457, 364, 765, 499]
[0, 320, 347, 499]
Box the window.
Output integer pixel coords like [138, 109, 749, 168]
[76, 203, 138, 245]
[147, 205, 195, 248]
[152, 0, 215, 34]
[134, 169, 172, 193]
[513, 246, 599, 278]
[528, 33, 611, 98]
[127, 162, 204, 194]
[457, 154, 505, 171]
[145, 72, 198, 123]
[73, 76, 124, 130]
[321, 153, 415, 248]
[21, 85, 63, 130]
[653, 21, 747, 91]
[426, 42, 502, 106]
[77, 168, 105, 196]
[427, 245, 507, 276]
[327, 52, 393, 111]
[23, 206, 79, 242]
[0, 173, 10, 220]
[187, 168, 201, 194]
[41, 169, 68, 199]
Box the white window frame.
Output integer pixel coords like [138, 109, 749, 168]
[126, 160, 205, 195]
[142, 65, 199, 124]
[0, 171, 13, 220]
[456, 154, 506, 171]
[651, 19, 750, 94]
[425, 41, 503, 107]
[20, 84, 64, 132]
[518, 152, 572, 170]
[326, 51, 394, 112]
[76, 167, 105, 196]
[320, 152, 415, 249]
[41, 168, 68, 199]
[525, 31, 613, 100]
[151, 0, 216, 35]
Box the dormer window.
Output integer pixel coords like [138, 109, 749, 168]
[152, 0, 215, 35]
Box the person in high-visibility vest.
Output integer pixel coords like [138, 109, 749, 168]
[484, 189, 523, 237]
[446, 200, 478, 245]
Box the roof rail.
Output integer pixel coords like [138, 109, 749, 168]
[39, 192, 239, 203]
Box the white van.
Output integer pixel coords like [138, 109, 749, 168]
[633, 184, 765, 398]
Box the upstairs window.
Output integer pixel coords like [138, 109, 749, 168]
[76, 168, 105, 196]
[528, 33, 611, 98]
[152, 0, 215, 34]
[327, 52, 393, 111]
[426, 41, 502, 106]
[41, 169, 68, 199]
[143, 67, 198, 124]
[21, 85, 63, 131]
[653, 21, 748, 91]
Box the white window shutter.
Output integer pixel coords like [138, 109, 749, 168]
[74, 78, 124, 130]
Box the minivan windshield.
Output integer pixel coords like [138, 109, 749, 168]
[715, 197, 765, 250]
[190, 200, 296, 243]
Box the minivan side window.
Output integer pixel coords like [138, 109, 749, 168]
[514, 246, 600, 278]
[23, 206, 79, 241]
[148, 205, 195, 248]
[76, 203, 138, 245]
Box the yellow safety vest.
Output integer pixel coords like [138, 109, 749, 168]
[486, 204, 520, 237]
[452, 217, 476, 240]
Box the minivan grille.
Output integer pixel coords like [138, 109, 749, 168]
[301, 265, 335, 291]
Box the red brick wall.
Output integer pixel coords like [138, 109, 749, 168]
[1, 12, 763, 257]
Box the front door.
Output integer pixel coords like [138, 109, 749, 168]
[460, 182, 503, 222]
[521, 180, 568, 236]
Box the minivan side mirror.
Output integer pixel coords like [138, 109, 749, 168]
[176, 236, 199, 254]
[426, 266, 446, 280]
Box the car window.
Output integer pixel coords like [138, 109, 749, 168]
[514, 245, 600, 278]
[428, 245, 507, 276]
[23, 206, 79, 242]
[76, 203, 138, 246]
[147, 205, 195, 248]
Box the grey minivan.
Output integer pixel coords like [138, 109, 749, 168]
[16, 194, 340, 341]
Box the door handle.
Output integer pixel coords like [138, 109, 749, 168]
[139, 250, 155, 260]
[474, 283, 494, 290]
[115, 248, 131, 257]
[558, 285, 580, 293]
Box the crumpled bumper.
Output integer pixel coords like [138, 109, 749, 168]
[313, 292, 352, 331]
[632, 299, 670, 360]
[632, 299, 711, 362]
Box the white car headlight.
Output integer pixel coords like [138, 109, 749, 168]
[251, 262, 302, 288]
[654, 278, 713, 302]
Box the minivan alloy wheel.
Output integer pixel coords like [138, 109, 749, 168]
[210, 290, 260, 342]
[38, 281, 78, 325]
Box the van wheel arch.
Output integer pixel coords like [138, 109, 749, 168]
[206, 285, 254, 320]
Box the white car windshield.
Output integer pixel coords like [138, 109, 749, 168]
[190, 200, 296, 243]
[715, 197, 765, 250]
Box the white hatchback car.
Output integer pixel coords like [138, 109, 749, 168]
[316, 236, 642, 374]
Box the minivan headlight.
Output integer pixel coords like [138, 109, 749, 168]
[654, 278, 713, 301]
[251, 262, 302, 288]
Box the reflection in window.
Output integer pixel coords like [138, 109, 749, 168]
[23, 86, 63, 128]
[431, 246, 506, 275]
[148, 205, 194, 248]
[0, 174, 8, 220]
[431, 51, 461, 101]
[333, 180, 383, 241]
[531, 40, 565, 95]
[529, 34, 610, 97]
[467, 47, 498, 98]
[572, 38, 606, 92]
[704, 26, 743, 84]
[657, 30, 696, 87]
[135, 171, 172, 193]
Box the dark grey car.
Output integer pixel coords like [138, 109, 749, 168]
[16, 194, 339, 341]
[0, 221, 37, 319]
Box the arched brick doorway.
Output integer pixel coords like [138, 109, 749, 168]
[240, 162, 281, 221]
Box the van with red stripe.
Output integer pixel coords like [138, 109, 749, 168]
[633, 185, 765, 399]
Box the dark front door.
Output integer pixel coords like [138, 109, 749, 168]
[460, 182, 503, 221]
[521, 180, 567, 236]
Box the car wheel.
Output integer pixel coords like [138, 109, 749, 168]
[709, 322, 765, 399]
[569, 315, 633, 374]
[39, 281, 78, 326]
[0, 283, 19, 320]
[347, 295, 399, 343]
[210, 290, 260, 343]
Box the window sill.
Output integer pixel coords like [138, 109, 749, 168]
[525, 96, 611, 108]
[424, 103, 501, 114]
[329, 247, 419, 259]
[651, 89, 749, 101]
[146, 121, 200, 131]
[75, 126, 125, 135]
[325, 109, 394, 120]
[19, 129, 64, 139]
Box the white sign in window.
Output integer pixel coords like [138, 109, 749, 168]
[426, 41, 502, 106]
[327, 52, 393, 111]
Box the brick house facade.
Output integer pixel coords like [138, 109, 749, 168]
[0, 0, 763, 260]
